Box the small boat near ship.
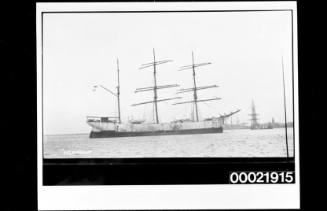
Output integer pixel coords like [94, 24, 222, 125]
[87, 49, 240, 138]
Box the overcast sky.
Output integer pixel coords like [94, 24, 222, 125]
[42, 11, 294, 135]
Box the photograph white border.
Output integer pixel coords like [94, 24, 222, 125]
[37, 2, 300, 210]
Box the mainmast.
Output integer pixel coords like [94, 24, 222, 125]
[191, 52, 199, 121]
[152, 49, 159, 124]
[174, 51, 220, 121]
[132, 49, 180, 124]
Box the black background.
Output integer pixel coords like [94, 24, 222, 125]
[1, 0, 315, 210]
[43, 157, 295, 185]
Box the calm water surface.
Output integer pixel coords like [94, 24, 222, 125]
[44, 128, 294, 158]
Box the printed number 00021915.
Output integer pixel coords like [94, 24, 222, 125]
[229, 171, 295, 184]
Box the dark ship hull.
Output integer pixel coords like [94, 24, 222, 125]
[89, 127, 223, 138]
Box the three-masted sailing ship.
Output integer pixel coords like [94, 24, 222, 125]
[87, 49, 240, 138]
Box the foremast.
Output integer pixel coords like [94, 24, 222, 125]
[173, 51, 221, 121]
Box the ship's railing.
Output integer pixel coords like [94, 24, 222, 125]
[86, 116, 118, 123]
[203, 117, 221, 121]
[171, 119, 193, 123]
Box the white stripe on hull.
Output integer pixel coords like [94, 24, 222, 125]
[87, 119, 223, 132]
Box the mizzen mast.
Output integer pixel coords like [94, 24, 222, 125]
[174, 51, 220, 121]
[116, 58, 121, 123]
[132, 49, 180, 124]
[92, 58, 122, 123]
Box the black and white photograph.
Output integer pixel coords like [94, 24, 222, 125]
[37, 2, 300, 210]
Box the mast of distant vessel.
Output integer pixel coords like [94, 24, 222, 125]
[282, 57, 289, 158]
[249, 100, 259, 129]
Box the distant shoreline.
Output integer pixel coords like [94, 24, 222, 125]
[44, 126, 294, 136]
[44, 133, 89, 136]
